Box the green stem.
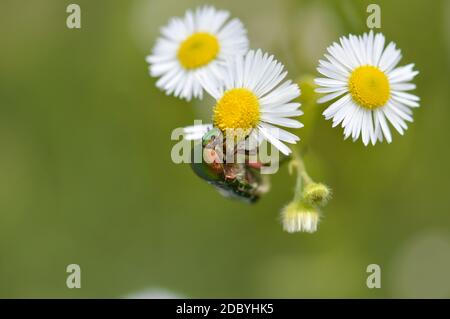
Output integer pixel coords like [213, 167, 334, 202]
[290, 146, 313, 201]
[293, 161, 303, 201]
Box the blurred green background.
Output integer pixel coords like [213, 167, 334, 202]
[1, 0, 450, 298]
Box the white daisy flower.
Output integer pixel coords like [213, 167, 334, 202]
[315, 31, 420, 145]
[185, 49, 303, 155]
[146, 6, 249, 101]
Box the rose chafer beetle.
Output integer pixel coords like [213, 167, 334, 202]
[190, 128, 268, 203]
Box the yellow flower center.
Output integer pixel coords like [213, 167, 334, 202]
[177, 32, 220, 69]
[348, 65, 390, 109]
[213, 88, 260, 134]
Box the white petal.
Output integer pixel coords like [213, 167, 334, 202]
[361, 109, 372, 146]
[391, 95, 420, 108]
[391, 91, 420, 102]
[261, 102, 301, 113]
[314, 78, 347, 87]
[258, 126, 292, 155]
[388, 64, 419, 83]
[317, 89, 347, 104]
[322, 94, 352, 118]
[383, 106, 407, 134]
[315, 86, 348, 94]
[317, 66, 348, 81]
[258, 122, 300, 143]
[332, 102, 354, 128]
[379, 42, 402, 72]
[372, 32, 386, 66]
[376, 109, 392, 143]
[388, 102, 413, 123]
[390, 83, 416, 91]
[261, 115, 303, 128]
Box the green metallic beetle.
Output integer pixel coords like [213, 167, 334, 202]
[190, 128, 268, 203]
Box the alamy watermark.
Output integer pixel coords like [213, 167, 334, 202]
[66, 4, 81, 29]
[367, 4, 381, 29]
[66, 264, 81, 289]
[366, 264, 381, 289]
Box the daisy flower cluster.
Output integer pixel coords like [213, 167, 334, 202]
[147, 6, 302, 157]
[146, 6, 420, 234]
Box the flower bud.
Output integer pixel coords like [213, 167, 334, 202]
[302, 183, 331, 207]
[281, 201, 320, 233]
